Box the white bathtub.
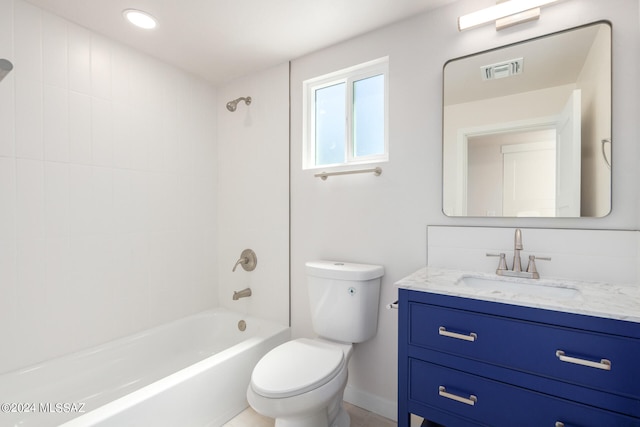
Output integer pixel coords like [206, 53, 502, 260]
[0, 308, 289, 427]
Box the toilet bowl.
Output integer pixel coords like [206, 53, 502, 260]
[247, 261, 384, 427]
[247, 338, 352, 427]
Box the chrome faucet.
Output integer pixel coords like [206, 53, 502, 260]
[487, 228, 551, 279]
[232, 288, 252, 300]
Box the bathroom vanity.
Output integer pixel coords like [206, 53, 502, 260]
[397, 268, 640, 427]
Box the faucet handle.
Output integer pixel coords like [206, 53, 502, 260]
[486, 253, 508, 273]
[232, 249, 257, 272]
[526, 255, 551, 278]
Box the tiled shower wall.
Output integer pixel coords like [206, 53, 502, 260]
[0, 0, 218, 373]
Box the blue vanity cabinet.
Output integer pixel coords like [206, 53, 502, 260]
[398, 288, 640, 427]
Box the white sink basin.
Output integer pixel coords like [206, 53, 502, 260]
[458, 275, 580, 300]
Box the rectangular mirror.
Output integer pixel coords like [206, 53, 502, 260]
[443, 22, 611, 218]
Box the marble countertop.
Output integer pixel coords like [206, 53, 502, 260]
[396, 267, 640, 324]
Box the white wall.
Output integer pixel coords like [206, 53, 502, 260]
[0, 0, 218, 374]
[291, 0, 639, 420]
[217, 64, 290, 327]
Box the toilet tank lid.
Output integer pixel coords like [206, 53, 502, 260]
[305, 261, 384, 281]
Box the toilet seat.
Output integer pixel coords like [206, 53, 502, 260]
[250, 338, 345, 398]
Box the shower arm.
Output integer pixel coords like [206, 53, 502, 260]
[226, 96, 252, 112]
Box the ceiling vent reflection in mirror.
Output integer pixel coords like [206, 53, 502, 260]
[481, 58, 524, 80]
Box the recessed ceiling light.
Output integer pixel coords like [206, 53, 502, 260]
[123, 9, 157, 30]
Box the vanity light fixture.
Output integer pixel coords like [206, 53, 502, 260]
[123, 9, 157, 30]
[458, 0, 561, 31]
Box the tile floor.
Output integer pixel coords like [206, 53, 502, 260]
[223, 403, 425, 427]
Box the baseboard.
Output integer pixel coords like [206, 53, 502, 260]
[343, 384, 397, 422]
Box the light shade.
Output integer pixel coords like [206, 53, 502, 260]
[123, 9, 157, 30]
[458, 0, 560, 31]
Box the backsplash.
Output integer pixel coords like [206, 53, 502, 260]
[427, 226, 639, 285]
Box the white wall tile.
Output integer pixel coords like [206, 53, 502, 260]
[0, 0, 12, 57]
[112, 101, 149, 170]
[146, 105, 169, 172]
[148, 231, 180, 292]
[68, 164, 92, 236]
[0, 239, 17, 297]
[68, 24, 91, 95]
[91, 34, 112, 100]
[43, 84, 69, 162]
[0, 239, 17, 371]
[177, 173, 197, 230]
[112, 232, 149, 293]
[14, 0, 41, 83]
[147, 172, 179, 232]
[44, 161, 69, 238]
[218, 63, 288, 327]
[16, 159, 44, 240]
[5, 1, 219, 373]
[91, 97, 113, 167]
[0, 70, 15, 157]
[14, 76, 43, 160]
[0, 157, 16, 240]
[42, 12, 68, 89]
[91, 166, 114, 235]
[111, 46, 131, 105]
[69, 91, 92, 164]
[16, 237, 46, 310]
[14, 237, 48, 367]
[113, 101, 134, 169]
[113, 169, 149, 234]
[0, 0, 12, 154]
[45, 237, 71, 292]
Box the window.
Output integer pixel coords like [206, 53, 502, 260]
[303, 57, 389, 169]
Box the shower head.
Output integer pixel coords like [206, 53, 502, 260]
[226, 96, 252, 112]
[0, 59, 13, 82]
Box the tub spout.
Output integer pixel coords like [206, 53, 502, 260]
[233, 288, 252, 300]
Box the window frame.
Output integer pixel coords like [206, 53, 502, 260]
[303, 57, 389, 170]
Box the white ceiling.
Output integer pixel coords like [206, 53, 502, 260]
[25, 0, 456, 85]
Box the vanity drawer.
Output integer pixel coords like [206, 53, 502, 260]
[409, 302, 640, 400]
[409, 359, 640, 427]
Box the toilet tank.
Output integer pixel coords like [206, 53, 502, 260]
[305, 261, 384, 343]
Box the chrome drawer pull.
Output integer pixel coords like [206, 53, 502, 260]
[555, 350, 611, 371]
[555, 422, 564, 427]
[438, 386, 477, 406]
[438, 326, 477, 342]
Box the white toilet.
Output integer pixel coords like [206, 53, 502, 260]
[247, 260, 384, 427]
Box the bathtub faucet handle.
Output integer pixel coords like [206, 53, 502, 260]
[232, 249, 257, 272]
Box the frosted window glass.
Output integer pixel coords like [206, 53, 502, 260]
[353, 74, 384, 158]
[315, 82, 346, 166]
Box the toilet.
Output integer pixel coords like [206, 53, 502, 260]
[247, 260, 384, 427]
